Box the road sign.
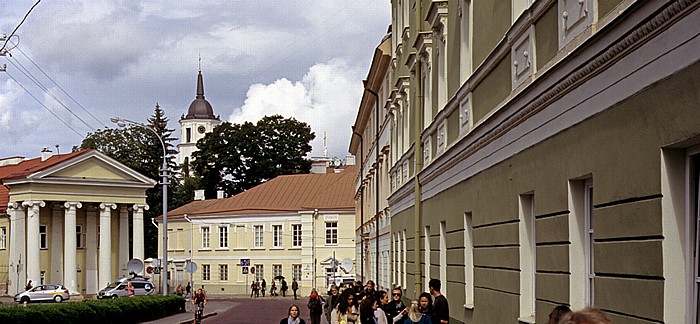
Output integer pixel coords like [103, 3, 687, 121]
[154, 267, 161, 275]
[242, 267, 249, 274]
[240, 259, 250, 267]
[185, 261, 198, 273]
[146, 266, 154, 274]
[250, 266, 255, 274]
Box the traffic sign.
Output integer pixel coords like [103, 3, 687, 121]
[146, 266, 154, 274]
[242, 267, 249, 274]
[250, 266, 255, 274]
[185, 261, 198, 273]
[240, 259, 250, 266]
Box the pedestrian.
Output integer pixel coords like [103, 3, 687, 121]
[262, 279, 267, 297]
[559, 308, 612, 324]
[292, 278, 299, 300]
[548, 305, 572, 324]
[360, 296, 379, 324]
[403, 301, 432, 324]
[282, 279, 289, 297]
[271, 280, 278, 297]
[387, 288, 408, 323]
[281, 304, 306, 324]
[325, 285, 342, 323]
[331, 289, 358, 324]
[251, 281, 257, 298]
[25, 280, 33, 291]
[428, 279, 449, 324]
[186, 282, 192, 296]
[176, 282, 184, 296]
[362, 280, 377, 300]
[375, 291, 389, 324]
[307, 288, 324, 324]
[126, 282, 135, 297]
[418, 292, 434, 323]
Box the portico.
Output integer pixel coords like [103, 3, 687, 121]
[0, 149, 156, 296]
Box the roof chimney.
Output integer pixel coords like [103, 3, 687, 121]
[194, 190, 205, 201]
[217, 190, 225, 199]
[41, 148, 53, 162]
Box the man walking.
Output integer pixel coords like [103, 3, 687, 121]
[429, 279, 449, 324]
[292, 278, 299, 300]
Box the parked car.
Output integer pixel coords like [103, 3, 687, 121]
[97, 277, 155, 299]
[15, 284, 70, 303]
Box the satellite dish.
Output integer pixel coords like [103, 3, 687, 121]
[340, 258, 353, 273]
[127, 259, 144, 275]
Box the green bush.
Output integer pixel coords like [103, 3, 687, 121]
[0, 295, 185, 323]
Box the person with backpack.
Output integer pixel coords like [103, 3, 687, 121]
[307, 288, 324, 324]
[282, 279, 289, 297]
[262, 279, 267, 297]
[292, 278, 299, 300]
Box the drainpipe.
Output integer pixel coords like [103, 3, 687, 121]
[413, 0, 424, 297]
[351, 127, 365, 282]
[364, 84, 381, 287]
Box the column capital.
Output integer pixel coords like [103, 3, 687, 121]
[64, 202, 83, 210]
[7, 201, 19, 210]
[132, 204, 149, 213]
[22, 200, 45, 208]
[99, 203, 117, 210]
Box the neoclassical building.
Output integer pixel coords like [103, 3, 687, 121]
[0, 149, 156, 296]
[156, 166, 357, 295]
[177, 69, 221, 168]
[357, 0, 700, 323]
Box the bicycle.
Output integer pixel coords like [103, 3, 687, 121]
[184, 292, 192, 312]
[194, 302, 204, 324]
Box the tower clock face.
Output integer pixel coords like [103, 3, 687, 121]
[198, 125, 206, 134]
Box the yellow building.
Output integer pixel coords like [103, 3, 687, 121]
[157, 166, 357, 295]
[0, 149, 156, 296]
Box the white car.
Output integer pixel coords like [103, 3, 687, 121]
[15, 284, 70, 303]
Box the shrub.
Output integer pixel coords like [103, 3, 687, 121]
[0, 295, 185, 323]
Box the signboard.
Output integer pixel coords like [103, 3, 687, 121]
[185, 262, 198, 273]
[146, 266, 154, 274]
[250, 266, 256, 274]
[242, 267, 249, 274]
[154, 267, 161, 275]
[240, 259, 250, 267]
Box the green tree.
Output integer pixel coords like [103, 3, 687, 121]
[192, 115, 314, 198]
[78, 103, 179, 258]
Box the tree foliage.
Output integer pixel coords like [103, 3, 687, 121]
[78, 103, 178, 258]
[192, 115, 314, 199]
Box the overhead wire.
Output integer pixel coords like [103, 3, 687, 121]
[4, 69, 85, 138]
[0, 0, 41, 52]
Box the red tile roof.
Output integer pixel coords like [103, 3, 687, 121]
[166, 165, 357, 219]
[0, 150, 91, 212]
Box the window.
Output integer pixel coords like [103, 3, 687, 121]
[464, 213, 474, 307]
[692, 155, 700, 324]
[459, 0, 473, 83]
[293, 264, 302, 281]
[424, 226, 431, 291]
[519, 194, 535, 320]
[585, 181, 594, 306]
[292, 224, 302, 247]
[186, 127, 191, 143]
[272, 225, 282, 247]
[218, 225, 228, 248]
[219, 264, 228, 281]
[402, 230, 407, 288]
[439, 221, 447, 297]
[202, 226, 210, 248]
[1, 227, 6, 249]
[76, 225, 83, 249]
[254, 225, 264, 247]
[202, 264, 210, 281]
[325, 222, 338, 245]
[39, 225, 48, 249]
[568, 178, 593, 309]
[273, 264, 282, 278]
[254, 265, 264, 282]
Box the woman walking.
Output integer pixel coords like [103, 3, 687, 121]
[307, 288, 324, 324]
[280, 304, 306, 324]
[360, 296, 379, 324]
[331, 289, 359, 324]
[375, 291, 389, 324]
[403, 301, 432, 324]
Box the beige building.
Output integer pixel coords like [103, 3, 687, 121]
[0, 149, 156, 296]
[156, 166, 357, 295]
[372, 0, 700, 323]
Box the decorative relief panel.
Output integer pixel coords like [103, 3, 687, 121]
[459, 93, 472, 134]
[512, 28, 535, 89]
[558, 0, 595, 48]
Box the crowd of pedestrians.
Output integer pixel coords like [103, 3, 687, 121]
[274, 277, 612, 324]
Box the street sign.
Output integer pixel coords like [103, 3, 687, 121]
[154, 267, 161, 275]
[185, 262, 198, 273]
[152, 259, 161, 267]
[146, 266, 154, 274]
[240, 259, 250, 267]
[250, 266, 255, 274]
[242, 267, 249, 274]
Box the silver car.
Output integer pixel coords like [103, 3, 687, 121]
[15, 284, 70, 303]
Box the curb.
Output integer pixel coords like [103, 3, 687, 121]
[177, 311, 218, 324]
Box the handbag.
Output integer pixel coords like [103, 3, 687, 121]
[338, 312, 347, 324]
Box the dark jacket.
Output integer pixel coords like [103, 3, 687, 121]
[280, 318, 306, 324]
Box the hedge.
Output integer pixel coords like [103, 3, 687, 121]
[0, 295, 185, 323]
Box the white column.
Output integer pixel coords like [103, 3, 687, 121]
[7, 202, 25, 294]
[118, 205, 129, 277]
[85, 205, 98, 294]
[50, 204, 64, 286]
[63, 202, 81, 295]
[23, 200, 45, 286]
[132, 204, 148, 267]
[99, 203, 116, 288]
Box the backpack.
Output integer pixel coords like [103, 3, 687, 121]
[307, 297, 319, 311]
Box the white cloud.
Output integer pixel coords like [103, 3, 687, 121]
[229, 59, 364, 159]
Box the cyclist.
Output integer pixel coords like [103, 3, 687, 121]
[192, 288, 207, 322]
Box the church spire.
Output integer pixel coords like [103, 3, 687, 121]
[196, 70, 205, 100]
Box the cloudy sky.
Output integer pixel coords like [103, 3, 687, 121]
[0, 0, 391, 161]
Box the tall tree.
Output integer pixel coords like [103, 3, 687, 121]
[192, 115, 314, 198]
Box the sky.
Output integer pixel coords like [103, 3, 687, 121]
[0, 0, 391, 161]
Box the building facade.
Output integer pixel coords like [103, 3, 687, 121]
[378, 0, 700, 323]
[177, 70, 221, 168]
[156, 167, 357, 295]
[0, 149, 156, 296]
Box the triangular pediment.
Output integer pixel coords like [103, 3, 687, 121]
[28, 150, 156, 186]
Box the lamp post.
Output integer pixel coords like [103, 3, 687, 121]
[184, 215, 193, 296]
[110, 117, 170, 295]
[363, 84, 380, 287]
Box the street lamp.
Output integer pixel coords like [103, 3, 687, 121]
[184, 215, 193, 295]
[110, 116, 170, 295]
